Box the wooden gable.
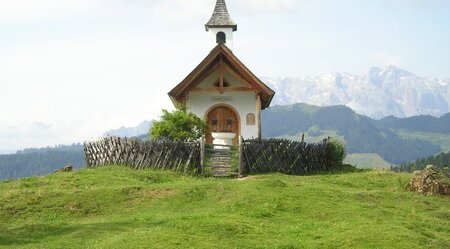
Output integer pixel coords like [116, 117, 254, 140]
[168, 44, 275, 109]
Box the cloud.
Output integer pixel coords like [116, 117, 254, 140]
[0, 122, 56, 153]
[236, 0, 316, 13]
[0, 32, 182, 153]
[147, 0, 318, 24]
[0, 0, 216, 29]
[0, 0, 318, 27]
[0, 0, 106, 24]
[149, 0, 211, 25]
[383, 0, 442, 8]
[369, 52, 405, 67]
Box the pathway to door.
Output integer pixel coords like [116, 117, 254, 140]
[200, 136, 243, 178]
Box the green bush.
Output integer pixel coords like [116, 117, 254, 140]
[150, 104, 207, 141]
[328, 138, 346, 166]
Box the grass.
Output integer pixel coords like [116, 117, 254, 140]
[344, 153, 392, 169]
[0, 165, 449, 248]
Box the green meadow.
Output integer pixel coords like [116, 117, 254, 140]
[1, 166, 449, 248]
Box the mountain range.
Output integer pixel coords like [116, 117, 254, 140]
[103, 120, 152, 137]
[263, 66, 450, 119]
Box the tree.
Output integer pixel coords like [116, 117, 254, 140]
[150, 105, 207, 141]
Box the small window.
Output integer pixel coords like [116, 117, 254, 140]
[216, 32, 226, 44]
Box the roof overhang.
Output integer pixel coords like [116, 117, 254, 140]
[168, 44, 275, 110]
[205, 24, 237, 32]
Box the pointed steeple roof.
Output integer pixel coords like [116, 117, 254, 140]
[205, 0, 237, 31]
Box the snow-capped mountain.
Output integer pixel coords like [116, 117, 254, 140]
[263, 66, 450, 119]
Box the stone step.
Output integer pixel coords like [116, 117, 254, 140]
[210, 159, 231, 162]
[210, 166, 231, 169]
[207, 148, 236, 153]
[209, 155, 233, 159]
[211, 166, 231, 169]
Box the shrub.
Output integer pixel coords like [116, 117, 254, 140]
[150, 105, 207, 141]
[328, 138, 346, 166]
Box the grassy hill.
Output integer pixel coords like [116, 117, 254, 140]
[344, 153, 392, 169]
[1, 166, 449, 248]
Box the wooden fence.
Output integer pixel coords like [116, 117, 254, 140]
[84, 136, 200, 173]
[83, 136, 340, 176]
[242, 138, 334, 175]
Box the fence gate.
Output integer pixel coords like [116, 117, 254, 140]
[200, 136, 243, 177]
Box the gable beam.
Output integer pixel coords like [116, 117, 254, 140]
[221, 48, 274, 96]
[223, 64, 250, 87]
[169, 48, 222, 97]
[219, 55, 224, 93]
[191, 87, 257, 92]
[194, 61, 221, 88]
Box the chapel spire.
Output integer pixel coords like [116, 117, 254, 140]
[205, 0, 237, 51]
[205, 0, 237, 31]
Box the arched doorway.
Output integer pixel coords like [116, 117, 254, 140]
[206, 105, 240, 144]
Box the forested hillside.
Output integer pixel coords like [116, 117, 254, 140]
[15, 143, 84, 154]
[0, 144, 85, 180]
[381, 113, 450, 133]
[262, 103, 441, 164]
[392, 150, 450, 172]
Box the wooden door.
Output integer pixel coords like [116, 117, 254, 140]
[206, 106, 239, 144]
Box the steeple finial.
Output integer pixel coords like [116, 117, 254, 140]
[205, 0, 237, 31]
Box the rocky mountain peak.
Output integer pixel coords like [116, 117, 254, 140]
[263, 66, 450, 118]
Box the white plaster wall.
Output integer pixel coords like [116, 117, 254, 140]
[208, 27, 234, 51]
[187, 91, 259, 140]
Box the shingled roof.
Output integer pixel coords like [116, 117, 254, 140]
[205, 0, 237, 31]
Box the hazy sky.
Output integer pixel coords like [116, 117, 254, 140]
[1, 0, 449, 153]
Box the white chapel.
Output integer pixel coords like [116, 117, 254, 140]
[168, 0, 275, 145]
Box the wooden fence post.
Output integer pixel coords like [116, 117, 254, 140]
[239, 135, 243, 178]
[200, 136, 205, 177]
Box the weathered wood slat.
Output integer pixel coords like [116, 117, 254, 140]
[241, 138, 333, 175]
[83, 136, 201, 173]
